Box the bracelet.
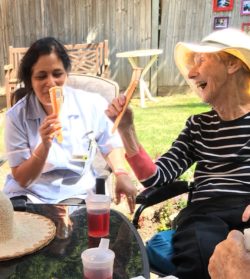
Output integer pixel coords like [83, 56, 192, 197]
[32, 152, 41, 160]
[114, 168, 129, 177]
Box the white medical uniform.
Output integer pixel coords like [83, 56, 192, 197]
[3, 86, 122, 203]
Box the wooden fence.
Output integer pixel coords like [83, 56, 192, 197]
[1, 0, 250, 97]
[158, 0, 250, 95]
[0, 0, 154, 94]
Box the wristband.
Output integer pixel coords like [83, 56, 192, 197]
[114, 168, 129, 176]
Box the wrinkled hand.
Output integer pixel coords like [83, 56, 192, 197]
[114, 174, 137, 214]
[39, 114, 62, 149]
[105, 95, 134, 130]
[208, 230, 250, 279]
[242, 204, 250, 222]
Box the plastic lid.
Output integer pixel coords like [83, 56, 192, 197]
[85, 191, 111, 206]
[81, 239, 115, 269]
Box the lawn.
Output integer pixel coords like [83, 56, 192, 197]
[130, 93, 208, 180]
[0, 93, 208, 188]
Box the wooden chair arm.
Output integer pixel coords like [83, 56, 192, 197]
[104, 58, 110, 66]
[4, 64, 13, 71]
[4, 63, 16, 108]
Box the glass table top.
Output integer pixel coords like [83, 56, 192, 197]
[0, 204, 150, 279]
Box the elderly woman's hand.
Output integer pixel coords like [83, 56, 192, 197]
[114, 173, 137, 214]
[105, 94, 134, 130]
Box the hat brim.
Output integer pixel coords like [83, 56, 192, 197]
[174, 42, 250, 94]
[0, 212, 56, 261]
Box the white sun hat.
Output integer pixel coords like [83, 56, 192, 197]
[174, 28, 250, 92]
[0, 191, 56, 261]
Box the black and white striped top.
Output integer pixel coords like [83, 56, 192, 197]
[143, 110, 250, 202]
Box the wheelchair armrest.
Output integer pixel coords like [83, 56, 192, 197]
[133, 181, 193, 229]
[136, 180, 190, 207]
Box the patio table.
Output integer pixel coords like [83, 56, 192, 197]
[0, 203, 150, 279]
[117, 49, 163, 108]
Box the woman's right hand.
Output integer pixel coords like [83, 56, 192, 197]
[105, 94, 134, 130]
[39, 114, 62, 149]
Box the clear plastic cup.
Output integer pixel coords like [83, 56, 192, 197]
[81, 238, 115, 279]
[85, 192, 111, 237]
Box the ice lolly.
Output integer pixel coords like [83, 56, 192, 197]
[49, 86, 64, 143]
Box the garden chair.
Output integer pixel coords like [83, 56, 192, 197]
[133, 180, 194, 229]
[132, 180, 195, 276]
[4, 40, 110, 108]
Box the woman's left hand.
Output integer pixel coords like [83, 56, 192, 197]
[114, 174, 137, 214]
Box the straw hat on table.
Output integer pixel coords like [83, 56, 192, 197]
[0, 191, 56, 261]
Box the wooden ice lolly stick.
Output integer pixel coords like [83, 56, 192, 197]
[49, 86, 64, 143]
[112, 68, 142, 133]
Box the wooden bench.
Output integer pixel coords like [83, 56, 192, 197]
[4, 40, 110, 108]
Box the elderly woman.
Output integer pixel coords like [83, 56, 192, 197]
[4, 37, 137, 212]
[106, 28, 250, 278]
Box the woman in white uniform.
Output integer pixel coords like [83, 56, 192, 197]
[3, 37, 137, 213]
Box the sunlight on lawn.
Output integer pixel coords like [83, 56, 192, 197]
[130, 93, 208, 182]
[131, 92, 208, 158]
[0, 93, 208, 189]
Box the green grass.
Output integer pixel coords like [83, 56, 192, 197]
[130, 93, 208, 181]
[131, 93, 208, 157]
[0, 93, 208, 187]
[0, 93, 207, 156]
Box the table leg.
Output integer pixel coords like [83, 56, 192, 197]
[129, 56, 159, 108]
[140, 78, 157, 107]
[141, 54, 159, 77]
[128, 57, 138, 69]
[139, 78, 146, 108]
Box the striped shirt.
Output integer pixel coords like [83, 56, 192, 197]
[142, 110, 250, 202]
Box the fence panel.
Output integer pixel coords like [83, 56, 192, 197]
[0, 0, 152, 93]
